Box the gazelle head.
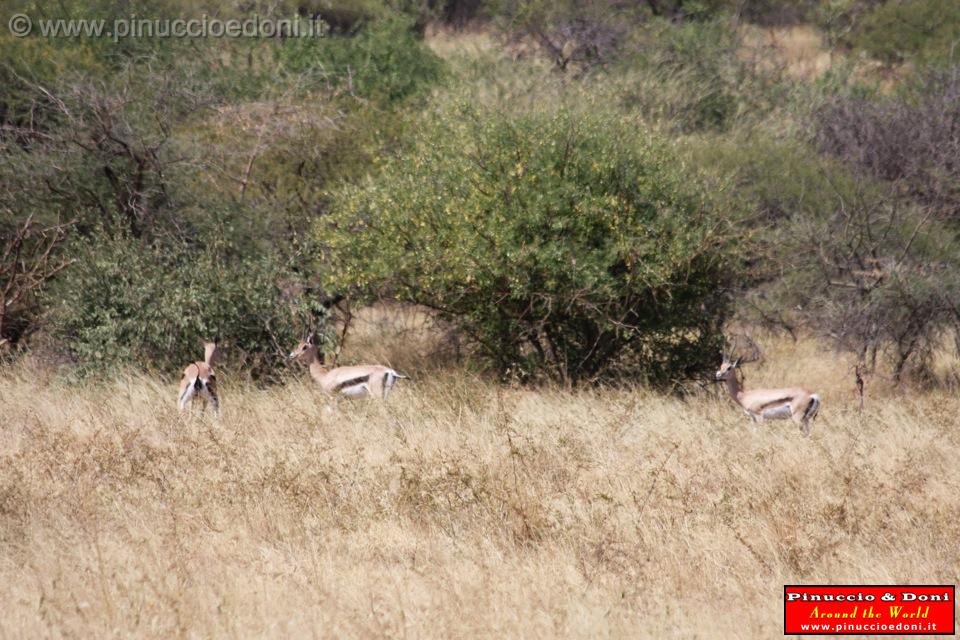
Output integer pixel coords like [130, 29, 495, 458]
[203, 337, 220, 366]
[289, 334, 322, 364]
[715, 355, 743, 381]
[717, 334, 762, 381]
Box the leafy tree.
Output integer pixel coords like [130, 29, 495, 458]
[689, 134, 960, 383]
[46, 228, 329, 380]
[851, 0, 960, 65]
[278, 14, 444, 103]
[320, 106, 745, 385]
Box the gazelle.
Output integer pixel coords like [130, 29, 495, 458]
[288, 334, 406, 400]
[716, 354, 821, 436]
[177, 339, 220, 415]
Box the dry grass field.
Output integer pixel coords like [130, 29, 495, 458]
[1, 326, 958, 639]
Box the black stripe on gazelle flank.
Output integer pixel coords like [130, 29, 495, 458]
[758, 397, 791, 411]
[333, 375, 370, 392]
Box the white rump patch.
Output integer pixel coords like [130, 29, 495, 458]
[761, 404, 793, 420]
[339, 384, 370, 398]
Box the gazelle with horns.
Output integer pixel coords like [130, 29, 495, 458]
[715, 338, 821, 436]
[289, 333, 407, 400]
[177, 338, 220, 415]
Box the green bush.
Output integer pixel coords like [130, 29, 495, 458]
[685, 133, 960, 382]
[616, 18, 768, 133]
[47, 231, 329, 380]
[852, 0, 960, 65]
[686, 135, 861, 227]
[320, 106, 745, 385]
[278, 14, 444, 103]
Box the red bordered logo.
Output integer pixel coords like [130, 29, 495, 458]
[784, 585, 956, 635]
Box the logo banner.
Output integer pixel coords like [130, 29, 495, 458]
[784, 585, 955, 635]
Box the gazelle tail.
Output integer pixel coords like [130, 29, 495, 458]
[381, 370, 409, 400]
[804, 394, 821, 423]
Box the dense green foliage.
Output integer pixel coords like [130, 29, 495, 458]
[49, 232, 317, 380]
[322, 107, 743, 384]
[278, 14, 444, 103]
[852, 0, 960, 65]
[690, 134, 960, 380]
[0, 0, 441, 376]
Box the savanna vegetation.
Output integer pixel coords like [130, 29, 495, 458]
[3, 0, 959, 385]
[1, 0, 959, 637]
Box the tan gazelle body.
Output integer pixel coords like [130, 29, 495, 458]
[289, 335, 406, 400]
[178, 339, 220, 414]
[716, 356, 821, 436]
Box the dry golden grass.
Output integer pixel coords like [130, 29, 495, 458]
[738, 25, 834, 80]
[1, 335, 958, 638]
[736, 24, 904, 90]
[425, 24, 500, 60]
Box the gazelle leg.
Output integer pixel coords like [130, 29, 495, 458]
[791, 411, 811, 436]
[382, 373, 394, 401]
[205, 384, 220, 417]
[178, 382, 196, 412]
[325, 392, 339, 414]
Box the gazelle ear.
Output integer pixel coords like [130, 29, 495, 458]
[733, 357, 743, 368]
